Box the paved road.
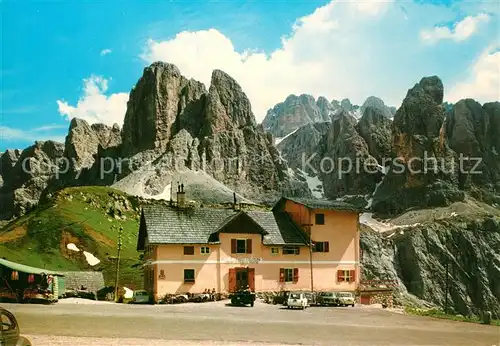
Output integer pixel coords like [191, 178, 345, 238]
[2, 300, 499, 346]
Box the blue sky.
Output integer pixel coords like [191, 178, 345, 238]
[1, 0, 499, 151]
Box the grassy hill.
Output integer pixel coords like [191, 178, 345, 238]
[0, 186, 145, 289]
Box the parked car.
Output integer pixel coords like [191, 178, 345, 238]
[229, 289, 256, 307]
[286, 292, 308, 309]
[317, 292, 339, 306]
[273, 290, 290, 305]
[0, 307, 31, 346]
[304, 292, 316, 306]
[131, 290, 151, 304]
[337, 292, 355, 307]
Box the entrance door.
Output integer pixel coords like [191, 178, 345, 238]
[229, 268, 255, 292]
[236, 268, 248, 290]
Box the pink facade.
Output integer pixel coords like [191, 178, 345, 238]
[141, 199, 361, 301]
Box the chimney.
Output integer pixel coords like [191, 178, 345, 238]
[233, 192, 237, 210]
[177, 183, 186, 208]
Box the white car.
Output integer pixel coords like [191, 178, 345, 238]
[131, 290, 151, 304]
[286, 292, 308, 309]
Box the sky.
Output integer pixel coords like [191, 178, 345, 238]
[1, 0, 499, 151]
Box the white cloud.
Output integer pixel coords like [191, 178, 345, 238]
[447, 45, 500, 103]
[420, 13, 490, 44]
[0, 125, 66, 143]
[56, 75, 129, 126]
[100, 48, 112, 56]
[141, 0, 404, 121]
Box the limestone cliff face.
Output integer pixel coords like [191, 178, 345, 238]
[262, 94, 334, 138]
[361, 215, 500, 319]
[319, 112, 380, 197]
[372, 77, 463, 215]
[277, 122, 331, 173]
[356, 106, 392, 164]
[360, 96, 394, 119]
[0, 141, 64, 219]
[445, 100, 500, 197]
[121, 62, 207, 157]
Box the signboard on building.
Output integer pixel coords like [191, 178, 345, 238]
[223, 257, 262, 264]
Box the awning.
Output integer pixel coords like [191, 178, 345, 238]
[0, 258, 64, 276]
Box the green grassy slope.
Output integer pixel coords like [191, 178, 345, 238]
[0, 186, 144, 289]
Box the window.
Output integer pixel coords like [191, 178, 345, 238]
[184, 269, 195, 283]
[184, 246, 194, 255]
[282, 246, 300, 255]
[201, 246, 210, 254]
[315, 213, 325, 225]
[279, 268, 299, 283]
[231, 239, 252, 254]
[271, 247, 279, 255]
[337, 269, 355, 283]
[313, 241, 329, 252]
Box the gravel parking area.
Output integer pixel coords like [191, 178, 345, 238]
[3, 300, 499, 346]
[25, 335, 297, 346]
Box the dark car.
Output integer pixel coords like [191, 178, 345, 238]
[229, 289, 256, 307]
[0, 307, 31, 346]
[317, 292, 339, 306]
[272, 291, 290, 305]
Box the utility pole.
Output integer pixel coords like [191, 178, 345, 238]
[302, 223, 314, 293]
[114, 226, 123, 302]
[444, 258, 449, 314]
[309, 238, 314, 293]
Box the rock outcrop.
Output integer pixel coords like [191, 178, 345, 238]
[356, 107, 392, 164]
[0, 141, 65, 219]
[121, 62, 207, 157]
[319, 112, 381, 197]
[361, 213, 500, 319]
[372, 76, 463, 215]
[360, 96, 394, 119]
[445, 100, 500, 199]
[277, 122, 331, 173]
[262, 94, 334, 138]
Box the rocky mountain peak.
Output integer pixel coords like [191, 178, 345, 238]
[407, 76, 444, 105]
[360, 96, 394, 119]
[262, 94, 334, 138]
[340, 98, 354, 112]
[121, 61, 207, 157]
[356, 106, 392, 163]
[202, 69, 256, 135]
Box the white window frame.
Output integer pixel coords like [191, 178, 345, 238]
[271, 247, 279, 255]
[200, 246, 210, 254]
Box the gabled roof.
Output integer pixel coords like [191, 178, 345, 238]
[273, 197, 363, 213]
[141, 206, 236, 244]
[246, 211, 309, 245]
[0, 258, 64, 276]
[139, 205, 309, 247]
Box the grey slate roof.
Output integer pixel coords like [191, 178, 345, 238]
[277, 197, 363, 213]
[140, 206, 308, 246]
[142, 206, 236, 244]
[246, 211, 308, 245]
